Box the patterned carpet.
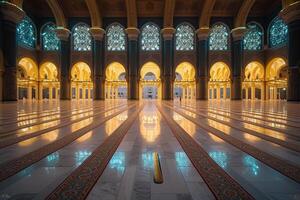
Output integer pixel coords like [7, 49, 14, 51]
[163, 103, 300, 183]
[46, 105, 143, 200]
[156, 104, 255, 200]
[0, 104, 135, 182]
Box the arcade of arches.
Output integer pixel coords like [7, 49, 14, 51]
[9, 57, 294, 101]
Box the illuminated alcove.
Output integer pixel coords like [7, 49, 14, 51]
[208, 62, 231, 100]
[139, 62, 162, 99]
[242, 61, 264, 100]
[105, 62, 127, 99]
[17, 57, 38, 100]
[174, 62, 196, 100]
[71, 62, 93, 100]
[39, 62, 60, 100]
[266, 58, 287, 100]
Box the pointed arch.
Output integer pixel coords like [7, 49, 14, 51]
[72, 23, 92, 51]
[106, 23, 126, 51]
[209, 23, 230, 51]
[140, 22, 160, 51]
[175, 23, 195, 51]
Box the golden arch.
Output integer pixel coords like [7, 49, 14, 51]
[266, 58, 287, 100]
[139, 62, 162, 99]
[17, 57, 38, 100]
[243, 61, 265, 100]
[71, 62, 93, 99]
[39, 62, 60, 100]
[105, 62, 127, 99]
[209, 62, 231, 99]
[174, 62, 196, 100]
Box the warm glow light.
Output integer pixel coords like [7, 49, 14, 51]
[42, 131, 58, 142]
[140, 113, 161, 142]
[18, 137, 37, 146]
[77, 132, 92, 142]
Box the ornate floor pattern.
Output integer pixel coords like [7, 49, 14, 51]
[0, 100, 299, 200]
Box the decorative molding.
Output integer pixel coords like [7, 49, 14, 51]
[46, 0, 67, 28]
[234, 0, 255, 28]
[0, 1, 25, 24]
[90, 27, 105, 40]
[231, 27, 247, 41]
[163, 0, 176, 27]
[196, 27, 210, 40]
[55, 27, 71, 41]
[125, 27, 140, 41]
[161, 27, 175, 40]
[85, 0, 102, 27]
[280, 1, 300, 23]
[199, 0, 216, 27]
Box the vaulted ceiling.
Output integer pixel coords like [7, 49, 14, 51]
[23, 0, 282, 19]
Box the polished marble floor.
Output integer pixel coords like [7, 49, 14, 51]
[0, 99, 299, 200]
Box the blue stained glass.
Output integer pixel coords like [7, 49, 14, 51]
[141, 23, 160, 51]
[244, 22, 263, 51]
[209, 24, 229, 51]
[107, 24, 126, 51]
[17, 17, 36, 48]
[176, 23, 194, 51]
[269, 17, 288, 48]
[41, 23, 60, 51]
[73, 23, 92, 51]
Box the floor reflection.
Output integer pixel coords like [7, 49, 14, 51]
[209, 151, 228, 169]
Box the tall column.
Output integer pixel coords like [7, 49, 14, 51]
[0, 2, 25, 101]
[231, 28, 246, 100]
[161, 27, 175, 100]
[126, 28, 140, 100]
[90, 27, 105, 100]
[196, 28, 209, 100]
[280, 2, 300, 101]
[55, 28, 71, 100]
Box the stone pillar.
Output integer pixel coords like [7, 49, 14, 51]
[196, 28, 209, 100]
[280, 2, 300, 101]
[161, 27, 175, 100]
[231, 28, 246, 100]
[251, 85, 255, 100]
[90, 27, 105, 100]
[0, 2, 25, 101]
[126, 28, 140, 100]
[55, 28, 71, 100]
[49, 86, 53, 100]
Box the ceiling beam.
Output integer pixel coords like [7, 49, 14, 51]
[234, 0, 256, 28]
[9, 0, 23, 8]
[199, 0, 216, 28]
[85, 0, 102, 27]
[282, 0, 300, 8]
[125, 0, 137, 27]
[163, 0, 176, 27]
[46, 0, 67, 28]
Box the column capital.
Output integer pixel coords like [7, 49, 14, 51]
[0, 1, 25, 24]
[90, 27, 105, 40]
[55, 27, 71, 41]
[196, 27, 210, 40]
[231, 27, 247, 41]
[279, 1, 300, 23]
[125, 27, 140, 41]
[161, 27, 175, 40]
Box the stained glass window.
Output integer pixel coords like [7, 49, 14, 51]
[72, 23, 92, 51]
[41, 22, 60, 51]
[17, 17, 36, 48]
[244, 22, 263, 51]
[209, 23, 229, 51]
[175, 23, 194, 51]
[106, 24, 126, 51]
[141, 23, 160, 51]
[269, 17, 288, 48]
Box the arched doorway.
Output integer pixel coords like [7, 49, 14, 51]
[174, 62, 196, 100]
[139, 62, 162, 99]
[71, 62, 93, 100]
[266, 58, 287, 100]
[243, 62, 264, 100]
[105, 62, 127, 99]
[17, 58, 38, 100]
[208, 62, 231, 100]
[39, 62, 60, 100]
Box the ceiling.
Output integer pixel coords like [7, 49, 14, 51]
[23, 0, 282, 19]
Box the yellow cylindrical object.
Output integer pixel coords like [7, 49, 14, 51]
[153, 152, 163, 184]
